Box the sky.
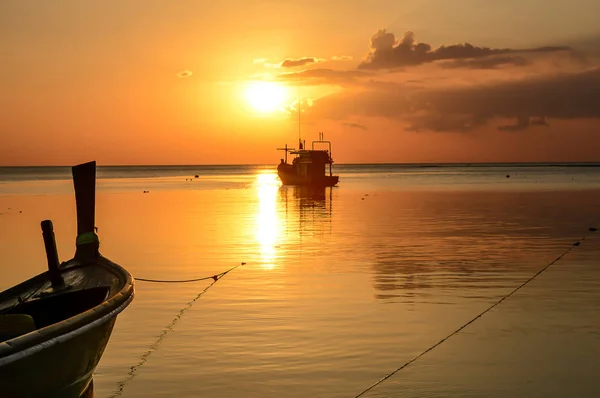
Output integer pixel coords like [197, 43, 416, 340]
[2, 0, 600, 165]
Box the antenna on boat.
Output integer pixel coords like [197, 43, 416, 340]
[276, 143, 295, 163]
[72, 161, 99, 263]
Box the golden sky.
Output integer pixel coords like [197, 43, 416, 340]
[2, 0, 600, 165]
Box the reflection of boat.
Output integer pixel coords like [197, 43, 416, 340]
[279, 185, 333, 239]
[292, 185, 327, 203]
[276, 133, 339, 187]
[0, 161, 134, 398]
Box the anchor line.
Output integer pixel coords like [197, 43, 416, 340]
[353, 228, 597, 398]
[108, 262, 245, 398]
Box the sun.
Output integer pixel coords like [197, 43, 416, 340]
[244, 81, 288, 113]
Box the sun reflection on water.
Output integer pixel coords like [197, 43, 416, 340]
[254, 172, 282, 269]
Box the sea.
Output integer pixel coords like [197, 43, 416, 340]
[1, 163, 599, 398]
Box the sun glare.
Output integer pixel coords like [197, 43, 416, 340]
[254, 172, 282, 269]
[244, 81, 288, 113]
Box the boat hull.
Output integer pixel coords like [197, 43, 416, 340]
[278, 170, 339, 187]
[0, 256, 134, 398]
[0, 317, 116, 398]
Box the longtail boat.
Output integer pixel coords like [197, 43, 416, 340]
[277, 132, 339, 187]
[0, 161, 134, 398]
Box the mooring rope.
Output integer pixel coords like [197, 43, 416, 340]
[135, 263, 246, 283]
[353, 227, 598, 398]
[108, 262, 246, 398]
[107, 227, 598, 397]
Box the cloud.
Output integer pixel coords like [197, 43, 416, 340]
[358, 30, 571, 70]
[431, 67, 600, 121]
[342, 122, 368, 130]
[254, 57, 325, 69]
[563, 33, 600, 56]
[331, 55, 354, 61]
[306, 67, 600, 132]
[177, 70, 192, 78]
[498, 116, 549, 131]
[284, 97, 315, 115]
[280, 57, 323, 68]
[260, 30, 600, 137]
[278, 68, 371, 85]
[440, 55, 529, 69]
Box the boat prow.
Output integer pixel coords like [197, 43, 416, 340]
[0, 161, 134, 398]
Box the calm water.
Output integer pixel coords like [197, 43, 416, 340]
[1, 164, 600, 397]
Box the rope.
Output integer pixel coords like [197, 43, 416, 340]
[135, 263, 246, 283]
[353, 228, 597, 398]
[108, 261, 245, 398]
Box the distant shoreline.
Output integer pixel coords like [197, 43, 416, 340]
[1, 162, 600, 168]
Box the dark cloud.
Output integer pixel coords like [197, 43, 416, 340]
[342, 122, 368, 130]
[530, 116, 550, 126]
[306, 67, 600, 132]
[404, 114, 487, 133]
[280, 57, 321, 68]
[430, 67, 600, 121]
[498, 116, 549, 131]
[565, 33, 600, 56]
[358, 30, 571, 70]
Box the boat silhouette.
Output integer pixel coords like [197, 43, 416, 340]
[277, 132, 339, 187]
[0, 161, 134, 398]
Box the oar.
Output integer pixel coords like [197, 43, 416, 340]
[72, 161, 99, 263]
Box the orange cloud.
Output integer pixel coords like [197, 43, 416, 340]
[280, 57, 324, 68]
[177, 70, 192, 78]
[331, 55, 353, 61]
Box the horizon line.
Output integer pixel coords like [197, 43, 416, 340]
[1, 161, 600, 168]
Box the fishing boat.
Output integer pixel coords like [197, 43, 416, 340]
[0, 161, 134, 398]
[277, 132, 340, 187]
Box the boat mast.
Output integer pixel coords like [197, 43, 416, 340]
[297, 87, 301, 149]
